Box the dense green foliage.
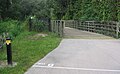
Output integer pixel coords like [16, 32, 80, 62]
[0, 0, 50, 20]
[32, 19, 49, 32]
[0, 20, 26, 38]
[0, 0, 119, 21]
[52, 0, 120, 21]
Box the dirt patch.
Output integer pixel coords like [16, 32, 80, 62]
[35, 34, 48, 37]
[28, 33, 48, 40]
[0, 60, 17, 68]
[0, 60, 7, 67]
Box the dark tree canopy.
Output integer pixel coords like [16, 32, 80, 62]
[0, 0, 119, 21]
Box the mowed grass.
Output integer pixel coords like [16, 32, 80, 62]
[0, 31, 61, 74]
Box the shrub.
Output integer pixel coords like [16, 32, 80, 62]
[0, 20, 25, 39]
[32, 19, 49, 32]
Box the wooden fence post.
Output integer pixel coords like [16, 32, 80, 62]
[48, 18, 51, 32]
[116, 22, 119, 38]
[55, 20, 58, 34]
[88, 21, 89, 31]
[60, 21, 62, 37]
[53, 20, 55, 33]
[51, 20, 53, 32]
[55, 21, 57, 33]
[79, 21, 81, 30]
[64, 20, 65, 28]
[58, 21, 60, 36]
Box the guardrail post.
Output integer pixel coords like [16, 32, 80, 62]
[6, 37, 12, 65]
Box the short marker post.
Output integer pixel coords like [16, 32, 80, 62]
[6, 37, 12, 65]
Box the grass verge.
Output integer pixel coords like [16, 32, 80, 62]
[0, 31, 61, 74]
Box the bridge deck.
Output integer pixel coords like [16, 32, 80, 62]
[64, 27, 115, 39]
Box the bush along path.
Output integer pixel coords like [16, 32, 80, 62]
[0, 31, 61, 74]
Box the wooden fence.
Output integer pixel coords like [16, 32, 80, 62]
[65, 20, 120, 38]
[51, 20, 65, 37]
[51, 20, 120, 38]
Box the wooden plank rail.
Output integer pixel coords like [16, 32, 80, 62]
[51, 20, 65, 37]
[65, 20, 120, 38]
[51, 20, 120, 38]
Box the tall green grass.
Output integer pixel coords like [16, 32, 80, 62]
[32, 19, 49, 32]
[0, 32, 61, 74]
[0, 20, 27, 39]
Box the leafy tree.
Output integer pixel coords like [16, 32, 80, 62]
[0, 0, 119, 21]
[52, 0, 119, 21]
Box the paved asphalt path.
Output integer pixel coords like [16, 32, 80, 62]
[25, 39, 120, 74]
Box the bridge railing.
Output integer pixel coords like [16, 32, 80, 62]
[65, 20, 120, 38]
[51, 20, 65, 37]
